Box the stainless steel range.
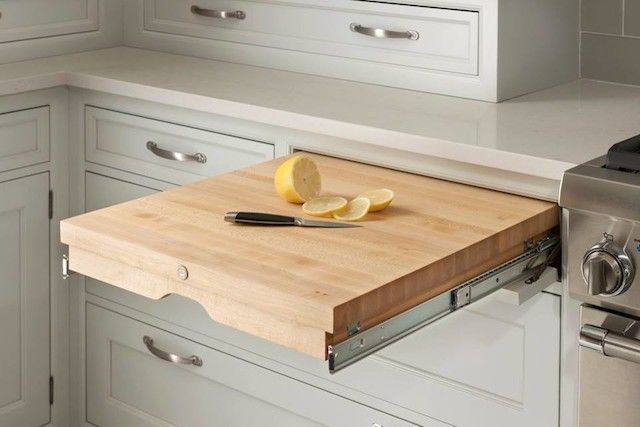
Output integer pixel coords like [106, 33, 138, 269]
[560, 134, 640, 427]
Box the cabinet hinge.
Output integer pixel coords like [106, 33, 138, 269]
[49, 375, 54, 405]
[48, 190, 53, 219]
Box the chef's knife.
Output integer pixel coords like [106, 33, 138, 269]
[224, 212, 361, 228]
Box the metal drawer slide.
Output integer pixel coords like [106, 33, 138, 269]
[328, 235, 560, 372]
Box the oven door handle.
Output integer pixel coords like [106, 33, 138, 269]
[580, 324, 640, 365]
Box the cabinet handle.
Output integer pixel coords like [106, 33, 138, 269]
[350, 23, 419, 40]
[191, 5, 246, 20]
[146, 141, 207, 164]
[143, 336, 203, 367]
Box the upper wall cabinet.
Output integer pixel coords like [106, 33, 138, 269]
[0, 0, 122, 64]
[145, 0, 479, 76]
[0, 0, 98, 43]
[125, 0, 579, 101]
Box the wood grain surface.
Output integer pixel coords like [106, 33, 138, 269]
[61, 153, 558, 358]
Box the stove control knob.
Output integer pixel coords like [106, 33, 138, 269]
[582, 241, 634, 297]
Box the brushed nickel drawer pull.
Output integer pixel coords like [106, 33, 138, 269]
[350, 23, 419, 40]
[143, 336, 203, 367]
[146, 141, 207, 164]
[191, 5, 246, 20]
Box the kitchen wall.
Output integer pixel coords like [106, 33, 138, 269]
[581, 0, 640, 85]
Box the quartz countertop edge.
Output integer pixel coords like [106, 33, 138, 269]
[1, 47, 640, 199]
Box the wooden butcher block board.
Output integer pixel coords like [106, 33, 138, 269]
[61, 153, 559, 359]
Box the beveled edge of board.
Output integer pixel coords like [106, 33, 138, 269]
[68, 246, 330, 359]
[330, 206, 560, 343]
[60, 217, 336, 332]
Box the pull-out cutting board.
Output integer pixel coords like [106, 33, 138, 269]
[61, 153, 558, 359]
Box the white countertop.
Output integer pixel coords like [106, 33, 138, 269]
[2, 47, 640, 198]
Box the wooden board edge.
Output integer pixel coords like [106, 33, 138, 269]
[61, 219, 335, 333]
[331, 209, 560, 343]
[68, 246, 329, 359]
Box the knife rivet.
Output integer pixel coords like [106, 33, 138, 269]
[177, 265, 189, 280]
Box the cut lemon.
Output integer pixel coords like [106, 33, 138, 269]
[302, 196, 348, 217]
[332, 197, 371, 221]
[357, 188, 395, 212]
[274, 156, 321, 203]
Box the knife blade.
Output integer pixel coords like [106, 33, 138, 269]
[224, 212, 361, 228]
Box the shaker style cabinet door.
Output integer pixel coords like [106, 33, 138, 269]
[0, 0, 99, 43]
[86, 303, 416, 427]
[0, 173, 50, 427]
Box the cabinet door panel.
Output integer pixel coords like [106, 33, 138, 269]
[0, 173, 50, 426]
[0, 106, 49, 173]
[0, 0, 98, 43]
[87, 302, 415, 427]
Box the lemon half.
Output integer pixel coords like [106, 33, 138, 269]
[358, 188, 394, 212]
[302, 196, 348, 217]
[332, 197, 371, 221]
[274, 156, 321, 203]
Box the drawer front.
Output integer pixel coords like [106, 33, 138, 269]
[87, 281, 560, 427]
[85, 106, 275, 185]
[144, 0, 479, 75]
[0, 0, 98, 43]
[337, 293, 561, 427]
[86, 302, 414, 427]
[0, 106, 49, 173]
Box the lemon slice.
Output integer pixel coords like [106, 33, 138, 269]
[332, 197, 371, 221]
[357, 188, 395, 212]
[302, 196, 348, 217]
[274, 156, 321, 203]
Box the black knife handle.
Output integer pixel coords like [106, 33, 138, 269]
[225, 211, 297, 225]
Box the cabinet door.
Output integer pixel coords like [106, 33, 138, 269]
[0, 173, 50, 426]
[86, 302, 416, 427]
[0, 0, 99, 43]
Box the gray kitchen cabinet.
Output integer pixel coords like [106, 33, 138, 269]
[126, 0, 578, 101]
[0, 0, 98, 44]
[78, 115, 420, 427]
[0, 106, 49, 173]
[0, 173, 50, 427]
[85, 106, 275, 185]
[87, 274, 562, 426]
[0, 0, 123, 65]
[73, 94, 561, 427]
[142, 0, 479, 75]
[86, 302, 416, 427]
